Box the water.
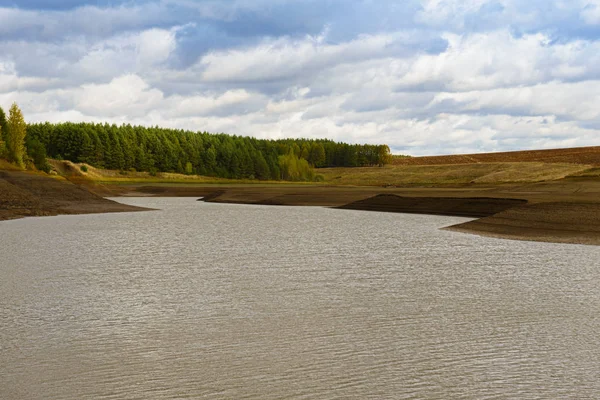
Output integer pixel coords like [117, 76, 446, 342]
[1, 197, 600, 399]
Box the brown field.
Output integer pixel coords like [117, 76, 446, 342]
[394, 146, 600, 166]
[319, 162, 593, 186]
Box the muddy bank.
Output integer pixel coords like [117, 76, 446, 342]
[192, 185, 600, 245]
[446, 202, 600, 245]
[0, 171, 148, 221]
[338, 194, 527, 218]
[4, 171, 600, 246]
[337, 193, 600, 245]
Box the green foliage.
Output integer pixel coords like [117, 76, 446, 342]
[80, 165, 88, 172]
[25, 121, 393, 181]
[278, 151, 316, 181]
[5, 103, 27, 167]
[185, 161, 193, 175]
[0, 107, 7, 147]
[26, 137, 51, 172]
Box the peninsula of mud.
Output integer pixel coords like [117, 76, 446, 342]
[0, 170, 147, 221]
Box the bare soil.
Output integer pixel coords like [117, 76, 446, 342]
[117, 180, 600, 245]
[0, 170, 148, 221]
[338, 194, 527, 218]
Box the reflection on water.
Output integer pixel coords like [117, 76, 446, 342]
[1, 198, 600, 399]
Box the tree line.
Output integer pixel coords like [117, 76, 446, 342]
[2, 103, 393, 181]
[26, 122, 393, 180]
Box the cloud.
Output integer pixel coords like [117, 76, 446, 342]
[1, 0, 600, 155]
[582, 1, 600, 25]
[198, 32, 406, 84]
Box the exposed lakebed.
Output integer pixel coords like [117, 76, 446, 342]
[2, 198, 600, 399]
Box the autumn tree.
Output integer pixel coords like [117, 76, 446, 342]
[279, 151, 315, 181]
[377, 145, 393, 167]
[6, 103, 27, 167]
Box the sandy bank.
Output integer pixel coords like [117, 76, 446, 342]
[0, 171, 149, 221]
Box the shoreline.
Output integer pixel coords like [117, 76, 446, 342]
[186, 184, 600, 246]
[0, 170, 149, 222]
[3, 169, 600, 245]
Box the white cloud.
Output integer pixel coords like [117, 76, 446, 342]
[1, 1, 600, 155]
[416, 0, 493, 28]
[197, 32, 399, 83]
[74, 28, 178, 80]
[428, 80, 600, 121]
[581, 0, 600, 24]
[75, 75, 164, 117]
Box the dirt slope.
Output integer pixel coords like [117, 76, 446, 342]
[338, 194, 527, 218]
[0, 171, 148, 221]
[447, 202, 600, 245]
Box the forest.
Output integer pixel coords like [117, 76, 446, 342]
[2, 103, 393, 181]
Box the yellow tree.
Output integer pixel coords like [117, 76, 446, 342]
[7, 102, 26, 167]
[377, 145, 393, 167]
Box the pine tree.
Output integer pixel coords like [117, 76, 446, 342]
[309, 142, 326, 167]
[7, 103, 27, 167]
[254, 152, 270, 180]
[0, 107, 6, 158]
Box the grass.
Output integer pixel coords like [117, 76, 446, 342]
[319, 162, 593, 186]
[48, 159, 320, 186]
[565, 167, 600, 178]
[0, 159, 21, 171]
[46, 158, 599, 188]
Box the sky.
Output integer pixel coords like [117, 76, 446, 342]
[1, 1, 600, 155]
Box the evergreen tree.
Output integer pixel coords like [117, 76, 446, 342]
[0, 108, 5, 158]
[26, 137, 50, 172]
[22, 120, 394, 179]
[0, 107, 7, 156]
[205, 147, 217, 175]
[0, 107, 7, 137]
[254, 152, 270, 180]
[309, 142, 326, 167]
